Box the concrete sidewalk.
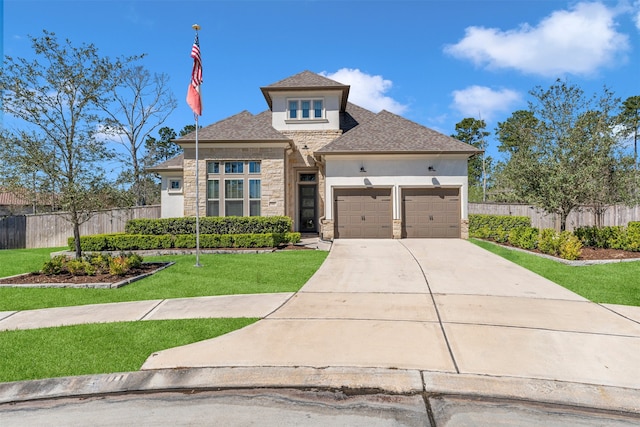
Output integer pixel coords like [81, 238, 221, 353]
[0, 293, 294, 331]
[142, 239, 640, 391]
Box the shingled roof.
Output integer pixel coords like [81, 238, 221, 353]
[146, 153, 184, 172]
[260, 70, 350, 112]
[177, 110, 291, 143]
[317, 110, 481, 155]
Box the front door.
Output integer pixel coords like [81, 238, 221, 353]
[299, 185, 317, 232]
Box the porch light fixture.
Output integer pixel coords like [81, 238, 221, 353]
[428, 166, 436, 172]
[302, 144, 309, 150]
[360, 166, 366, 173]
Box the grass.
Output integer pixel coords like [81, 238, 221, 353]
[0, 250, 328, 311]
[471, 239, 640, 306]
[0, 318, 257, 383]
[0, 247, 67, 277]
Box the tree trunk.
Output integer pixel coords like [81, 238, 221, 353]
[72, 211, 82, 259]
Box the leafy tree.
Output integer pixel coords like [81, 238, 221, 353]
[618, 95, 640, 168]
[101, 66, 177, 206]
[180, 124, 198, 137]
[451, 118, 491, 202]
[497, 80, 628, 230]
[144, 126, 182, 166]
[0, 30, 136, 257]
[493, 110, 541, 202]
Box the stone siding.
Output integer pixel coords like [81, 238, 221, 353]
[182, 146, 286, 217]
[460, 219, 469, 239]
[320, 219, 334, 241]
[392, 219, 402, 239]
[281, 130, 342, 231]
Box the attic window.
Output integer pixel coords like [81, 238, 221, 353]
[287, 98, 324, 121]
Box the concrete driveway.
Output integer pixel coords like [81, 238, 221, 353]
[142, 239, 640, 390]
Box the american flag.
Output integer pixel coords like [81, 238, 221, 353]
[186, 33, 203, 116]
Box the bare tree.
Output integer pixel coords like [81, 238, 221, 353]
[101, 66, 177, 206]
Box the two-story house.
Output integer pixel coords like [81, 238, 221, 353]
[149, 71, 480, 239]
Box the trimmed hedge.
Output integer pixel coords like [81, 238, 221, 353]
[469, 214, 531, 241]
[574, 222, 640, 252]
[69, 232, 302, 252]
[125, 216, 293, 235]
[469, 214, 582, 260]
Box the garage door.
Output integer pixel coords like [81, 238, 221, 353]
[334, 188, 392, 238]
[402, 188, 460, 238]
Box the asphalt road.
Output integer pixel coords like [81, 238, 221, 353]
[2, 389, 639, 426]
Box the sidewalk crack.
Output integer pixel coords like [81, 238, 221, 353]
[140, 300, 166, 321]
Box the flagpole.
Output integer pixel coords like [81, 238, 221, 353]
[192, 23, 202, 268]
[195, 112, 201, 267]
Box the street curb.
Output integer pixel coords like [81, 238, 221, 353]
[1, 367, 639, 416]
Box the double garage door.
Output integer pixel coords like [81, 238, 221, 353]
[334, 187, 460, 239]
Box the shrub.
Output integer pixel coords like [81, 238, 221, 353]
[41, 255, 67, 275]
[109, 256, 130, 276]
[469, 214, 531, 240]
[39, 253, 145, 277]
[558, 231, 582, 260]
[66, 259, 88, 276]
[573, 226, 625, 249]
[538, 229, 560, 256]
[625, 222, 640, 252]
[508, 226, 539, 250]
[285, 232, 301, 244]
[125, 216, 293, 235]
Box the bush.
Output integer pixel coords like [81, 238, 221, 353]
[508, 226, 539, 250]
[558, 231, 582, 260]
[573, 226, 624, 249]
[41, 255, 67, 275]
[625, 222, 640, 252]
[125, 216, 293, 235]
[469, 214, 531, 240]
[39, 253, 144, 277]
[538, 229, 560, 256]
[109, 256, 130, 276]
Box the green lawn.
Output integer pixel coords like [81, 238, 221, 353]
[0, 250, 328, 311]
[0, 247, 67, 277]
[471, 239, 640, 306]
[0, 318, 257, 383]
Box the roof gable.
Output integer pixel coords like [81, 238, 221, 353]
[177, 110, 290, 142]
[317, 110, 480, 155]
[260, 70, 350, 112]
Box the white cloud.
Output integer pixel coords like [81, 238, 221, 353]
[634, 1, 640, 30]
[451, 86, 522, 121]
[320, 68, 408, 114]
[444, 2, 629, 76]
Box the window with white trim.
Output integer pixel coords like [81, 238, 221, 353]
[287, 98, 324, 120]
[168, 178, 182, 193]
[207, 161, 261, 216]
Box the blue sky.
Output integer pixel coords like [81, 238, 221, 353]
[3, 0, 640, 169]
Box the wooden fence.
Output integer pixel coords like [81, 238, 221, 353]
[469, 203, 640, 231]
[0, 206, 161, 249]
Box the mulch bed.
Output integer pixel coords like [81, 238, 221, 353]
[0, 263, 166, 286]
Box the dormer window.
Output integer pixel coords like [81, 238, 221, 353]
[287, 98, 324, 121]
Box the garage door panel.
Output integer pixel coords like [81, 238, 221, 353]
[402, 188, 460, 238]
[334, 189, 392, 239]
